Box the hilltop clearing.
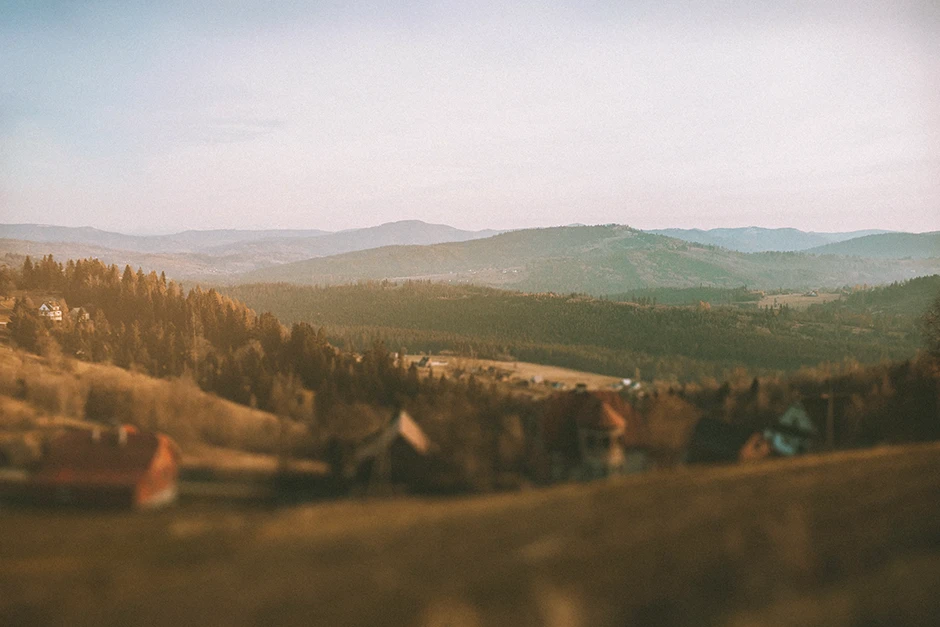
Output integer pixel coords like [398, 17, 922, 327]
[2, 442, 939, 626]
[403, 354, 624, 393]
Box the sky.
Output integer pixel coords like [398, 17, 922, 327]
[1, 1, 938, 234]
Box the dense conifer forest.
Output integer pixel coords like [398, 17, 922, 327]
[1, 256, 538, 489]
[223, 280, 930, 381]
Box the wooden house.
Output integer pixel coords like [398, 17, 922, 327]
[25, 425, 181, 508]
[537, 386, 649, 481]
[352, 411, 432, 489]
[38, 301, 62, 322]
[69, 306, 91, 322]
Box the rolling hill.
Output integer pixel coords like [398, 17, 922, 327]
[0, 221, 504, 280]
[804, 232, 940, 259]
[236, 225, 940, 293]
[202, 219, 502, 263]
[0, 224, 329, 254]
[647, 227, 893, 252]
[223, 280, 923, 380]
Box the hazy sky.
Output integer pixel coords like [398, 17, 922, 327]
[2, 1, 938, 233]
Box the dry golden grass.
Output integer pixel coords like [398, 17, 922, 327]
[406, 354, 623, 393]
[0, 344, 311, 462]
[1, 442, 938, 626]
[756, 291, 842, 310]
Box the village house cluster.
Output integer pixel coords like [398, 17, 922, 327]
[0, 381, 820, 508]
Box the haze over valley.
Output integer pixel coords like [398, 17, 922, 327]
[3, 221, 938, 292]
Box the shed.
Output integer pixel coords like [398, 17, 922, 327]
[27, 425, 181, 508]
[353, 411, 432, 488]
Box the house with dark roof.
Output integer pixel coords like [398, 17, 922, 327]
[25, 425, 180, 508]
[351, 411, 433, 489]
[536, 385, 649, 481]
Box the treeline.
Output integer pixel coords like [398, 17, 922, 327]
[223, 281, 921, 381]
[3, 256, 538, 490]
[809, 275, 940, 317]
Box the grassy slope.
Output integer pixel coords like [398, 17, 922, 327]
[237, 226, 940, 293]
[0, 344, 309, 461]
[1, 443, 939, 626]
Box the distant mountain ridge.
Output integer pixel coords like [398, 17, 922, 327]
[4, 222, 937, 290]
[804, 232, 940, 259]
[647, 227, 894, 253]
[0, 220, 504, 279]
[0, 224, 329, 254]
[203, 220, 502, 262]
[238, 225, 940, 293]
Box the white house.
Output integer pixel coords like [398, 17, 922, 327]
[38, 302, 62, 322]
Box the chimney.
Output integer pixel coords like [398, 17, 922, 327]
[92, 427, 101, 443]
[117, 426, 128, 446]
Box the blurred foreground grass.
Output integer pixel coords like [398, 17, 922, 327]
[2, 443, 940, 627]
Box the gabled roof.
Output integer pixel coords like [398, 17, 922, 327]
[542, 390, 647, 456]
[775, 402, 818, 438]
[354, 411, 430, 463]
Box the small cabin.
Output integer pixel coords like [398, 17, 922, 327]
[352, 411, 433, 489]
[538, 386, 649, 482]
[38, 301, 62, 322]
[26, 425, 181, 508]
[70, 306, 91, 322]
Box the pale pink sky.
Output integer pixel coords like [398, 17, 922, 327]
[2, 1, 938, 233]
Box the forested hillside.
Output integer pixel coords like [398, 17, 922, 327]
[224, 281, 923, 381]
[237, 225, 940, 293]
[805, 231, 940, 258]
[1, 256, 539, 489]
[4, 256, 940, 489]
[647, 227, 890, 252]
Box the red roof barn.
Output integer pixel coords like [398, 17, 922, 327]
[28, 426, 181, 508]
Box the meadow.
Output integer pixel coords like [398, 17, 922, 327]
[1, 442, 938, 626]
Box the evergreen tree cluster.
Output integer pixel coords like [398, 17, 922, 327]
[225, 280, 924, 381]
[6, 257, 448, 419]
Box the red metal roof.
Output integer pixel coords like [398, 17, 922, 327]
[33, 427, 162, 487]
